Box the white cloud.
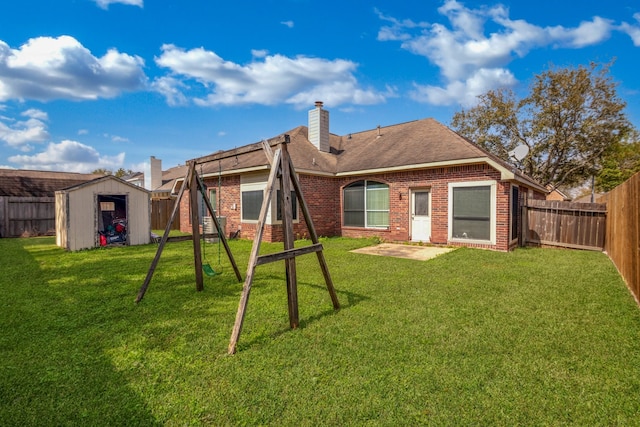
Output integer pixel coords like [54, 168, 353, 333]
[375, 7, 429, 39]
[0, 108, 50, 149]
[128, 161, 147, 173]
[153, 44, 388, 108]
[377, 0, 618, 107]
[547, 17, 613, 48]
[281, 21, 294, 29]
[22, 109, 48, 121]
[251, 49, 269, 58]
[94, 0, 143, 9]
[0, 35, 146, 102]
[150, 76, 188, 107]
[619, 13, 640, 46]
[110, 135, 130, 143]
[410, 68, 517, 107]
[8, 139, 125, 173]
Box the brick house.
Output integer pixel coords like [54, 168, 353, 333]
[178, 102, 546, 251]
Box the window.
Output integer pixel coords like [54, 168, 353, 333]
[276, 190, 298, 221]
[449, 181, 496, 243]
[241, 189, 263, 221]
[511, 186, 519, 241]
[240, 173, 298, 224]
[343, 180, 389, 228]
[208, 188, 217, 214]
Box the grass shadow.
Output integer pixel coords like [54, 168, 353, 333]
[0, 238, 161, 425]
[232, 277, 369, 352]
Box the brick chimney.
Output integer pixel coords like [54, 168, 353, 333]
[308, 101, 330, 152]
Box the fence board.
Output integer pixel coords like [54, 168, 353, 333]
[151, 198, 180, 231]
[524, 200, 606, 251]
[604, 172, 640, 304]
[1, 197, 55, 237]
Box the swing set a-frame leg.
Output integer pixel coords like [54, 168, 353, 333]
[228, 140, 339, 354]
[136, 160, 242, 304]
[135, 162, 194, 303]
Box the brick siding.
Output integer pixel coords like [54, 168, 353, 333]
[180, 164, 543, 251]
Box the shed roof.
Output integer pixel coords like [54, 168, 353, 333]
[57, 174, 151, 194]
[0, 169, 102, 197]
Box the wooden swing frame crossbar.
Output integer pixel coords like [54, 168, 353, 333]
[135, 134, 339, 355]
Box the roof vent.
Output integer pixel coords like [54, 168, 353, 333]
[308, 101, 330, 152]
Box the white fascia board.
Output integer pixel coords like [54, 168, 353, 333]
[335, 157, 546, 192]
[336, 157, 509, 178]
[174, 165, 270, 186]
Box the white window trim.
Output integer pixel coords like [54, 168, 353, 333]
[448, 180, 497, 245]
[240, 174, 298, 225]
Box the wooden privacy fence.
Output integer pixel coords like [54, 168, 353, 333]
[151, 198, 180, 231]
[0, 196, 55, 237]
[523, 199, 607, 251]
[602, 172, 640, 304]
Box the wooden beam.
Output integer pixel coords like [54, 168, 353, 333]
[228, 149, 283, 354]
[136, 162, 192, 303]
[188, 161, 204, 292]
[255, 243, 323, 265]
[280, 143, 299, 329]
[191, 134, 289, 165]
[286, 153, 340, 309]
[228, 139, 340, 354]
[526, 239, 604, 251]
[261, 139, 274, 164]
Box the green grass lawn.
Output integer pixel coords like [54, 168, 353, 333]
[1, 236, 639, 426]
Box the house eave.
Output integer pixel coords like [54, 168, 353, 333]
[336, 158, 507, 177]
[172, 165, 271, 194]
[334, 157, 546, 193]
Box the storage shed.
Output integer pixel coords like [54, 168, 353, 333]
[55, 175, 151, 251]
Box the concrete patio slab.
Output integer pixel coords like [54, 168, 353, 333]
[351, 243, 456, 261]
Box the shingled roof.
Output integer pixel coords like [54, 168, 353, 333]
[0, 169, 102, 197]
[190, 117, 546, 192]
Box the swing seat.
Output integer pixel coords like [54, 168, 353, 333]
[202, 263, 218, 277]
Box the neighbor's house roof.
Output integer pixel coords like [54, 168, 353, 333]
[123, 164, 189, 194]
[187, 118, 547, 193]
[546, 186, 572, 201]
[159, 164, 189, 193]
[0, 169, 102, 197]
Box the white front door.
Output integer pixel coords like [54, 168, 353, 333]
[411, 190, 431, 242]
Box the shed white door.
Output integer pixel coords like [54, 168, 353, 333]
[411, 190, 431, 242]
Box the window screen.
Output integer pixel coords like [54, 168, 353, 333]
[242, 189, 263, 221]
[343, 180, 389, 228]
[452, 185, 491, 240]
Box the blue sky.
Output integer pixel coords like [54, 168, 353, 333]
[1, 0, 639, 173]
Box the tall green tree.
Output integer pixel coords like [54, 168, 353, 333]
[596, 136, 640, 192]
[450, 62, 635, 189]
[91, 168, 133, 178]
[92, 168, 112, 176]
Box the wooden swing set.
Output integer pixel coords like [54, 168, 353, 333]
[135, 134, 340, 354]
